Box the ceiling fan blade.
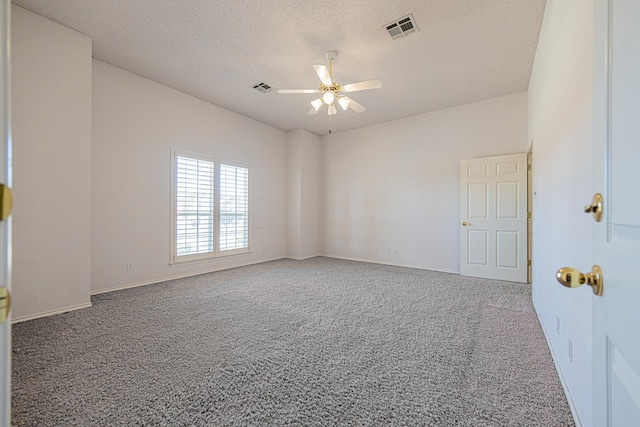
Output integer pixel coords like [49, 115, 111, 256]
[307, 106, 320, 115]
[344, 96, 366, 113]
[313, 64, 333, 86]
[342, 80, 382, 92]
[277, 89, 318, 94]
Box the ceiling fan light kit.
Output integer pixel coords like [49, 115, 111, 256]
[277, 51, 382, 117]
[310, 98, 323, 111]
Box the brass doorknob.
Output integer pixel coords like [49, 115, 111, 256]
[556, 265, 603, 296]
[461, 221, 471, 226]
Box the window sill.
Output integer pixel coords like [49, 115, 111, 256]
[170, 249, 252, 267]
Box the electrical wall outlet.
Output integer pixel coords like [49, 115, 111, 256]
[127, 262, 133, 271]
[568, 339, 573, 363]
[555, 316, 560, 335]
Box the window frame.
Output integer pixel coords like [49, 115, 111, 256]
[170, 148, 251, 265]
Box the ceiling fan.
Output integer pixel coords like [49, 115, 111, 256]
[277, 51, 382, 116]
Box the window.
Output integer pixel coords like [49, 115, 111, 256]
[172, 149, 250, 263]
[219, 164, 249, 251]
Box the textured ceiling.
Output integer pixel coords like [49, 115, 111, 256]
[12, 0, 547, 136]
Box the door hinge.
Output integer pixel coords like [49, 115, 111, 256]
[0, 287, 10, 324]
[528, 260, 532, 267]
[528, 211, 532, 219]
[0, 183, 13, 221]
[527, 164, 531, 171]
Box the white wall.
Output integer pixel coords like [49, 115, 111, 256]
[286, 129, 321, 259]
[11, 7, 92, 320]
[528, 0, 593, 425]
[91, 60, 287, 293]
[321, 92, 528, 272]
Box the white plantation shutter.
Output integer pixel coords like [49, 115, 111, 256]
[175, 156, 215, 256]
[172, 150, 250, 262]
[219, 164, 249, 251]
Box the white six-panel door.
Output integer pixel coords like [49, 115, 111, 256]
[592, 0, 640, 424]
[460, 153, 528, 283]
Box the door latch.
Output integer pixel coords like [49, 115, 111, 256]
[584, 193, 603, 222]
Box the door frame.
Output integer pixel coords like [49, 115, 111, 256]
[0, 0, 12, 425]
[527, 149, 532, 284]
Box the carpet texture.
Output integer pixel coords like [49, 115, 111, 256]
[12, 257, 575, 426]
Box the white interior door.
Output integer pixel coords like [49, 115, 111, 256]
[460, 153, 528, 283]
[0, 1, 11, 426]
[592, 0, 640, 425]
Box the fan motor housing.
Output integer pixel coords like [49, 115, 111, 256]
[319, 83, 342, 93]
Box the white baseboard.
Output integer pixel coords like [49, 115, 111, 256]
[13, 257, 458, 323]
[94, 255, 459, 296]
[285, 254, 323, 261]
[12, 301, 93, 324]
[317, 253, 459, 275]
[533, 303, 582, 427]
[91, 256, 286, 296]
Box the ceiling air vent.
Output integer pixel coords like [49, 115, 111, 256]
[384, 14, 419, 40]
[252, 82, 273, 93]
